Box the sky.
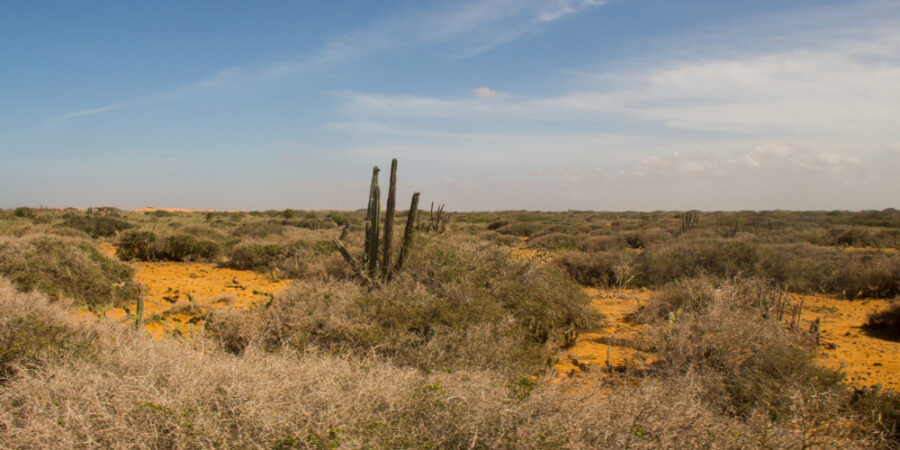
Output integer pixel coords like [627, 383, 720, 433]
[2, 0, 899, 211]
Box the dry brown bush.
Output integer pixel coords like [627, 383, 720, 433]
[0, 276, 887, 448]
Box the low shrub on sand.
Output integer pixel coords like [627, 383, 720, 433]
[59, 213, 132, 238]
[117, 231, 221, 262]
[645, 278, 845, 421]
[863, 301, 900, 340]
[210, 238, 599, 376]
[0, 234, 138, 306]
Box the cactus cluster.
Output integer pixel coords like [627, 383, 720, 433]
[332, 158, 420, 287]
[419, 202, 448, 233]
[679, 210, 700, 234]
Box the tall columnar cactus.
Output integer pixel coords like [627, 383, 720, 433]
[364, 166, 381, 278]
[381, 158, 398, 280]
[394, 192, 419, 274]
[332, 159, 423, 287]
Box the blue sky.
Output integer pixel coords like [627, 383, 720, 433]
[2, 0, 899, 211]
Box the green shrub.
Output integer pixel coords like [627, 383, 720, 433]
[60, 213, 132, 238]
[232, 221, 285, 238]
[13, 207, 34, 219]
[624, 230, 671, 249]
[117, 230, 159, 260]
[496, 222, 542, 237]
[636, 237, 760, 285]
[225, 240, 332, 278]
[286, 217, 336, 230]
[162, 234, 220, 261]
[530, 233, 577, 250]
[329, 213, 349, 226]
[554, 251, 616, 286]
[827, 255, 900, 298]
[0, 235, 138, 306]
[578, 235, 627, 252]
[117, 231, 220, 262]
[638, 277, 717, 321]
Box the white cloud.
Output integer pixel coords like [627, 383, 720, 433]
[472, 87, 501, 99]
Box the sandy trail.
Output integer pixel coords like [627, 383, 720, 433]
[554, 288, 657, 379]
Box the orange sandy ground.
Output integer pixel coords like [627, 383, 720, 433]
[82, 242, 898, 392]
[83, 243, 290, 340]
[801, 294, 900, 391]
[553, 287, 900, 392]
[554, 288, 656, 380]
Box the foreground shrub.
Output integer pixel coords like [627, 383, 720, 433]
[0, 277, 884, 447]
[0, 279, 97, 381]
[0, 234, 138, 306]
[637, 277, 717, 321]
[647, 278, 845, 421]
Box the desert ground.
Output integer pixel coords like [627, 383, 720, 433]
[2, 206, 898, 447]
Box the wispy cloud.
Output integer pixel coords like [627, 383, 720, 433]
[52, 0, 605, 121]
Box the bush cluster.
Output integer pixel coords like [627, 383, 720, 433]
[224, 240, 332, 278]
[59, 213, 132, 238]
[644, 278, 845, 420]
[210, 238, 599, 376]
[117, 231, 221, 262]
[0, 235, 138, 306]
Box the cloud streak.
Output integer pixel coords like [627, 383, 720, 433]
[52, 0, 605, 121]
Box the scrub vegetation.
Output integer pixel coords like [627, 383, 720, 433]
[1, 206, 899, 447]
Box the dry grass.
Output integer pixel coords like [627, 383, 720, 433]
[1, 274, 892, 448]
